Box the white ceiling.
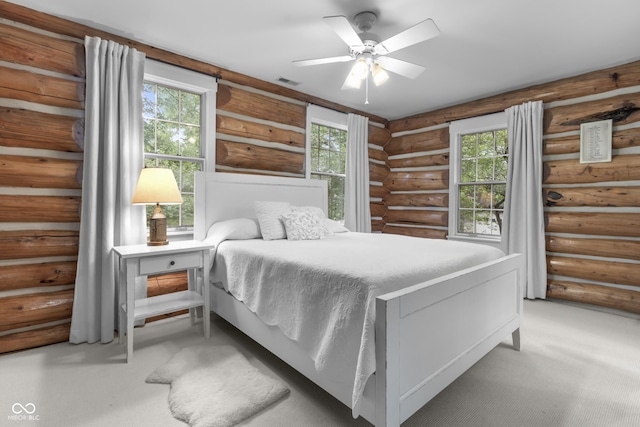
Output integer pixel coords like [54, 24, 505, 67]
[7, 0, 640, 120]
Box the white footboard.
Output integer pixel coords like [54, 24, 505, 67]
[374, 253, 524, 427]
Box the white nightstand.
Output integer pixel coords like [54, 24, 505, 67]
[113, 240, 215, 362]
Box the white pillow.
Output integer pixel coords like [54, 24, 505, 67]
[281, 210, 325, 240]
[204, 218, 261, 244]
[325, 218, 349, 233]
[254, 201, 292, 240]
[291, 205, 326, 219]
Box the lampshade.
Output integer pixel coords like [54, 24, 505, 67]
[132, 168, 182, 246]
[132, 168, 183, 205]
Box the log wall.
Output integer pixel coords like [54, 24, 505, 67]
[0, 17, 84, 354]
[387, 61, 640, 316]
[0, 4, 388, 354]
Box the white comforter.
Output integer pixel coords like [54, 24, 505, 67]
[209, 232, 504, 417]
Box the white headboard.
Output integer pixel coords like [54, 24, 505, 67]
[194, 172, 328, 240]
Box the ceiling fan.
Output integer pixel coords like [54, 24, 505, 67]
[293, 11, 440, 95]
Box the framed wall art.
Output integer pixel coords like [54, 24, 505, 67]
[580, 119, 612, 163]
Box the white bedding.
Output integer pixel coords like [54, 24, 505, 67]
[208, 232, 504, 417]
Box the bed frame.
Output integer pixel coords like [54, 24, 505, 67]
[194, 172, 523, 427]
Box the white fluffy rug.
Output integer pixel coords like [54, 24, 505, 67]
[146, 345, 290, 427]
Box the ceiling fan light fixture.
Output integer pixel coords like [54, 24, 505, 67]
[343, 72, 362, 89]
[371, 63, 389, 86]
[350, 57, 369, 80]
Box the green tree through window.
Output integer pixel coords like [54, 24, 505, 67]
[143, 82, 203, 229]
[458, 129, 508, 236]
[309, 123, 347, 221]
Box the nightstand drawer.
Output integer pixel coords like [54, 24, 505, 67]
[139, 252, 201, 275]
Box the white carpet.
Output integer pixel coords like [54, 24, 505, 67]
[146, 345, 289, 427]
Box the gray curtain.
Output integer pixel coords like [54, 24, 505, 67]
[502, 101, 547, 299]
[70, 37, 146, 344]
[344, 113, 371, 232]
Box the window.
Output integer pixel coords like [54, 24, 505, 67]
[309, 123, 347, 220]
[306, 105, 348, 222]
[449, 112, 507, 246]
[143, 60, 216, 232]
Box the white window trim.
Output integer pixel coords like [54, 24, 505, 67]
[305, 104, 347, 179]
[144, 59, 217, 170]
[448, 112, 506, 249]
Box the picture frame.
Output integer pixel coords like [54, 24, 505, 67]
[580, 119, 612, 163]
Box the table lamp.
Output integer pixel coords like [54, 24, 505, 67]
[132, 168, 183, 246]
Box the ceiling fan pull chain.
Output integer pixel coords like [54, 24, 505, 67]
[365, 73, 370, 105]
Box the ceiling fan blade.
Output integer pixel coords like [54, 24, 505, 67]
[377, 56, 426, 79]
[293, 55, 354, 67]
[323, 15, 365, 49]
[375, 18, 440, 55]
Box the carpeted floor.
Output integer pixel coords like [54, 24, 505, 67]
[0, 299, 638, 427]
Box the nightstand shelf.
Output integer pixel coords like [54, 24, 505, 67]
[125, 290, 205, 322]
[113, 240, 215, 362]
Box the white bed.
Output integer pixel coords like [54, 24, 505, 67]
[194, 171, 524, 427]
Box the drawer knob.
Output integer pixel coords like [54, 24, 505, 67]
[170, 260, 175, 266]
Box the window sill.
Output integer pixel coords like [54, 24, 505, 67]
[168, 229, 194, 242]
[447, 234, 502, 250]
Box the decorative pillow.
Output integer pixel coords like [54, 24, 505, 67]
[281, 211, 325, 240]
[254, 201, 292, 240]
[204, 218, 261, 244]
[292, 205, 332, 237]
[325, 218, 350, 233]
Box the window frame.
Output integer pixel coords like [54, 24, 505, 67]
[143, 59, 217, 235]
[305, 105, 348, 221]
[448, 112, 507, 249]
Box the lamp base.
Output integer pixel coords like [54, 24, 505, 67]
[148, 204, 169, 246]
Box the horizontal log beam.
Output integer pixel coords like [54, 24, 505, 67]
[544, 93, 640, 135]
[216, 139, 303, 175]
[0, 289, 73, 330]
[0, 261, 77, 292]
[543, 154, 640, 184]
[369, 125, 391, 148]
[216, 114, 304, 149]
[0, 195, 80, 222]
[0, 66, 84, 110]
[0, 107, 83, 152]
[385, 192, 449, 208]
[368, 148, 387, 163]
[388, 152, 449, 169]
[0, 323, 71, 354]
[0, 230, 79, 260]
[384, 170, 449, 192]
[544, 186, 640, 207]
[217, 84, 305, 129]
[385, 127, 449, 156]
[0, 22, 84, 77]
[384, 209, 447, 227]
[147, 271, 188, 297]
[369, 162, 389, 183]
[547, 280, 640, 315]
[382, 225, 447, 239]
[546, 235, 640, 261]
[548, 255, 640, 287]
[371, 219, 384, 232]
[0, 154, 82, 189]
[370, 201, 386, 218]
[545, 212, 640, 237]
[544, 127, 640, 155]
[369, 185, 389, 199]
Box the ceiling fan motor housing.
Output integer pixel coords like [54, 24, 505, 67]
[354, 11, 377, 32]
